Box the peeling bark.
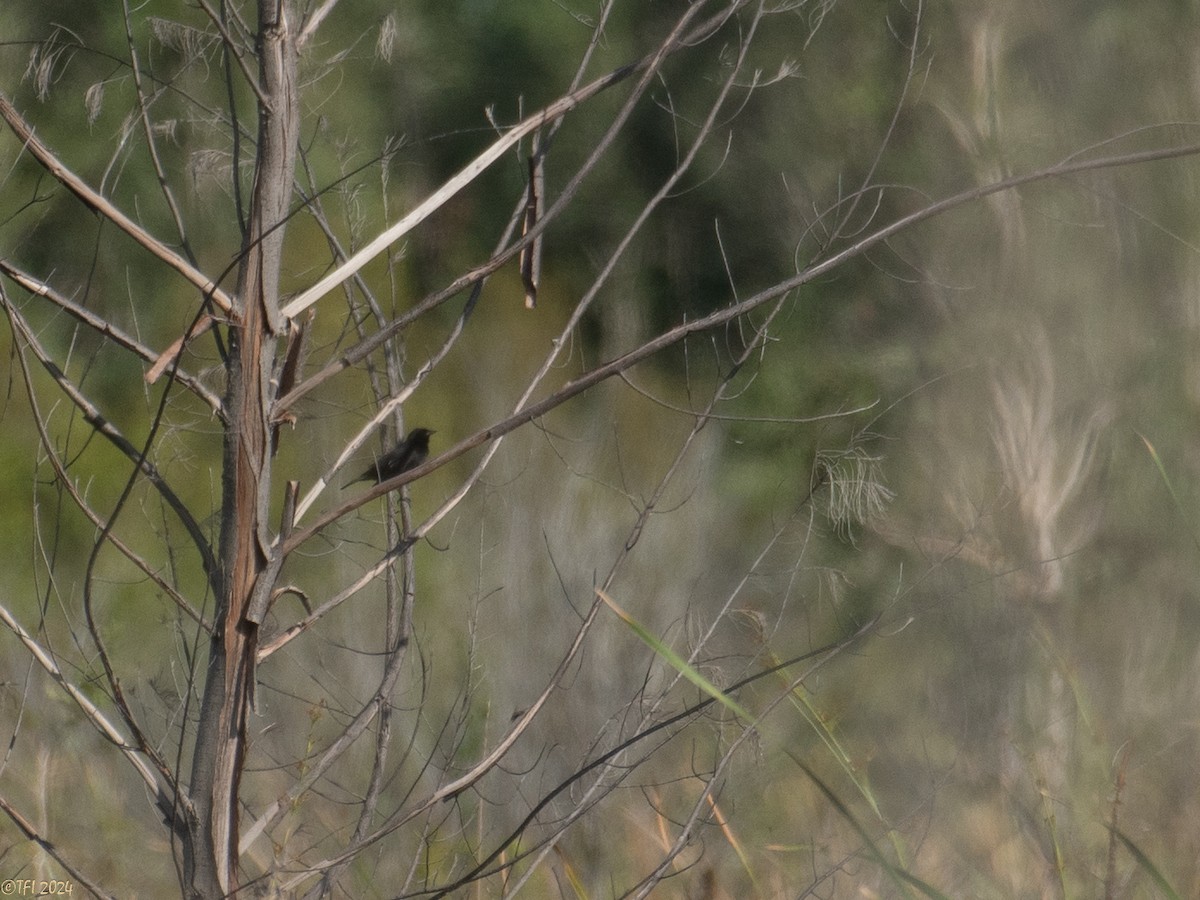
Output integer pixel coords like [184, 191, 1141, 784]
[185, 3, 299, 895]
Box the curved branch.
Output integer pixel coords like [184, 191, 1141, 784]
[277, 619, 873, 897]
[0, 600, 190, 837]
[0, 288, 220, 594]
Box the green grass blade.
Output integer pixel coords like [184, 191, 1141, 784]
[596, 589, 752, 721]
[790, 752, 950, 900]
[1113, 827, 1181, 900]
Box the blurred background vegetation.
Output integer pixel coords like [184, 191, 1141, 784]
[2, 0, 1200, 896]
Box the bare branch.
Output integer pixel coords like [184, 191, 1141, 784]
[121, 0, 195, 255]
[297, 0, 341, 48]
[0, 286, 220, 596]
[277, 64, 637, 323]
[0, 260, 222, 414]
[0, 794, 119, 900]
[283, 133, 1200, 555]
[0, 600, 185, 825]
[277, 1, 743, 324]
[0, 90, 235, 315]
[193, 0, 269, 108]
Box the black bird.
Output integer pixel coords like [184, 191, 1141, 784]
[348, 428, 435, 486]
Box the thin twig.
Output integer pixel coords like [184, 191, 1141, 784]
[0, 599, 186, 824]
[276, 2, 745, 327]
[0, 287, 219, 600]
[0, 260, 222, 414]
[0, 794, 119, 900]
[121, 0, 198, 257]
[0, 90, 235, 314]
[194, 0, 269, 107]
[281, 132, 1200, 556]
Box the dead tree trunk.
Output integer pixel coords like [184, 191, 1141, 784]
[185, 3, 298, 896]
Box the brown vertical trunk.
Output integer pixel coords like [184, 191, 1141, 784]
[185, 3, 298, 896]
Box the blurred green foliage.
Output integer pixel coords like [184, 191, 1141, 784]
[3, 1, 1200, 895]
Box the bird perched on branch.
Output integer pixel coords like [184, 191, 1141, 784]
[347, 428, 435, 486]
